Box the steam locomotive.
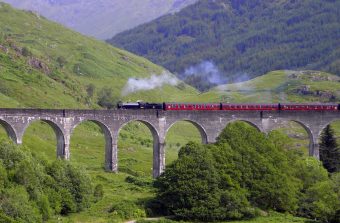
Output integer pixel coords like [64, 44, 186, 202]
[117, 102, 340, 111]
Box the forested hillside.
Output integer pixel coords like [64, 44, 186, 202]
[110, 0, 340, 90]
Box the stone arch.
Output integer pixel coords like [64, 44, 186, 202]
[117, 119, 161, 178]
[70, 119, 114, 171]
[288, 120, 315, 157]
[22, 119, 66, 158]
[165, 119, 208, 144]
[227, 119, 262, 132]
[0, 119, 18, 143]
[318, 119, 340, 137]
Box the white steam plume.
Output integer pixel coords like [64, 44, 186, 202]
[183, 60, 227, 85]
[121, 71, 178, 96]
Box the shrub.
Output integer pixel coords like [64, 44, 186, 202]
[155, 142, 254, 221]
[0, 140, 94, 220]
[108, 200, 146, 220]
[94, 184, 104, 201]
[21, 47, 32, 57]
[154, 122, 339, 222]
[97, 87, 120, 109]
[0, 186, 42, 223]
[57, 56, 67, 68]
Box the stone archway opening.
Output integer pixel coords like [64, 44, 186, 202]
[22, 120, 64, 160]
[268, 120, 311, 157]
[70, 120, 112, 171]
[117, 120, 158, 177]
[224, 120, 262, 133]
[0, 119, 17, 142]
[165, 120, 205, 165]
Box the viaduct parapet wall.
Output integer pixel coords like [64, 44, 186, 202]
[0, 108, 339, 177]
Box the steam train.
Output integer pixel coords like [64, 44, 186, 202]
[117, 102, 340, 111]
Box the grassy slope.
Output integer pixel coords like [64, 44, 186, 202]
[0, 2, 197, 109]
[2, 0, 198, 39]
[184, 70, 340, 103]
[183, 70, 340, 154]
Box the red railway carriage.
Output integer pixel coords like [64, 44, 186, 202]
[222, 104, 279, 111]
[164, 103, 220, 111]
[280, 104, 338, 111]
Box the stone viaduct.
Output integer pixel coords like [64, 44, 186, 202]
[0, 108, 339, 177]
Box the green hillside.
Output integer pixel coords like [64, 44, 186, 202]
[1, 0, 198, 39]
[184, 70, 340, 103]
[0, 2, 197, 109]
[109, 0, 340, 89]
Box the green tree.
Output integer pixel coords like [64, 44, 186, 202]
[319, 125, 340, 173]
[155, 142, 254, 221]
[97, 87, 119, 109]
[94, 184, 104, 202]
[154, 122, 340, 222]
[21, 47, 32, 57]
[0, 161, 7, 190]
[57, 56, 67, 68]
[86, 83, 96, 98]
[0, 140, 94, 219]
[299, 181, 339, 222]
[0, 186, 42, 223]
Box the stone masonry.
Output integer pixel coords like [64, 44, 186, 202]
[0, 108, 339, 177]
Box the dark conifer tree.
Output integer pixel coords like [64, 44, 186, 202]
[319, 125, 340, 173]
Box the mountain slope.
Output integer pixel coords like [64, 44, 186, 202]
[0, 0, 198, 39]
[0, 2, 197, 108]
[183, 70, 340, 103]
[109, 0, 340, 88]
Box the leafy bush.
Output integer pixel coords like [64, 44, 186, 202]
[0, 140, 94, 221]
[155, 142, 255, 221]
[97, 87, 120, 109]
[94, 184, 104, 201]
[108, 200, 146, 220]
[154, 122, 339, 222]
[125, 176, 153, 187]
